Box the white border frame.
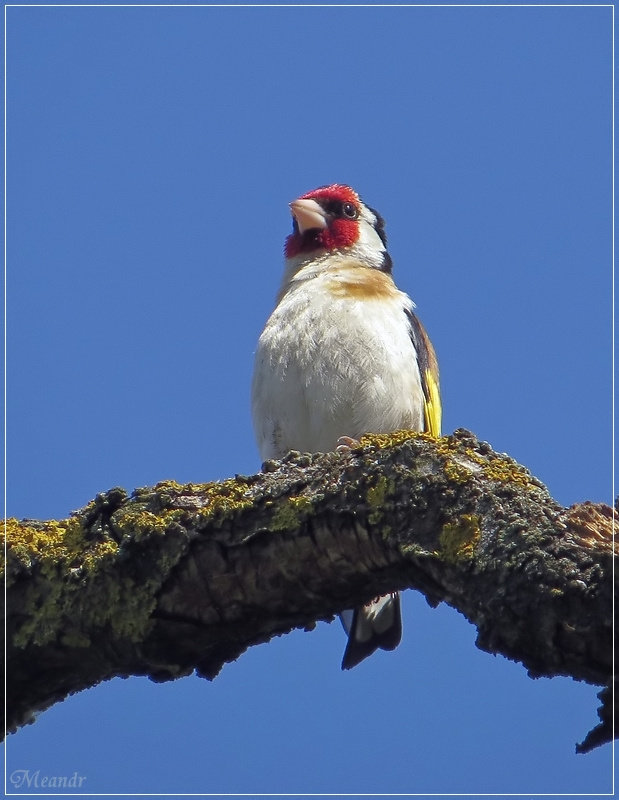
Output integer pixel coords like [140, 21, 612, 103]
[3, 3, 614, 797]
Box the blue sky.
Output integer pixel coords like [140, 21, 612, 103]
[4, 3, 613, 797]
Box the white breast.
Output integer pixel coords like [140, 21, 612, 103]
[251, 268, 424, 460]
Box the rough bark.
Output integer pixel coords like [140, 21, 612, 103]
[3, 429, 614, 752]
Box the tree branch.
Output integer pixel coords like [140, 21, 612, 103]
[4, 429, 614, 752]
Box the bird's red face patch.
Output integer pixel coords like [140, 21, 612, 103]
[285, 184, 361, 258]
[301, 184, 359, 206]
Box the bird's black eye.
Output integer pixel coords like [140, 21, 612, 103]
[341, 202, 359, 219]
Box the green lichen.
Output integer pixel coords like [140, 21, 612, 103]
[366, 475, 394, 536]
[367, 474, 388, 506]
[60, 630, 91, 648]
[6, 489, 188, 650]
[269, 495, 313, 532]
[438, 514, 481, 564]
[367, 475, 389, 524]
[100, 573, 159, 642]
[6, 510, 153, 648]
[14, 577, 65, 648]
[401, 540, 432, 558]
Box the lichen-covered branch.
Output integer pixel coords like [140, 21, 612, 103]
[4, 429, 614, 752]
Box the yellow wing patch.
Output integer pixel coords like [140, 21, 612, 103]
[423, 367, 442, 438]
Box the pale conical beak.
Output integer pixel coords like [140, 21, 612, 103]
[290, 198, 328, 234]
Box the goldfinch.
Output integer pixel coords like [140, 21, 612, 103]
[251, 184, 441, 669]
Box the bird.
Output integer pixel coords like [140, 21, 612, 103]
[251, 183, 441, 670]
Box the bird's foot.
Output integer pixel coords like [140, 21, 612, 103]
[336, 436, 363, 454]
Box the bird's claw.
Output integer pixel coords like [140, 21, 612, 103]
[336, 435, 362, 454]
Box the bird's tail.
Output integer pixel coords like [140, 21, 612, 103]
[340, 592, 402, 670]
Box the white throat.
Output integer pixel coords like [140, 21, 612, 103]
[279, 218, 388, 300]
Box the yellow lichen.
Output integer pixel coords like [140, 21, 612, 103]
[5, 516, 118, 573]
[200, 478, 254, 519]
[358, 431, 533, 491]
[6, 517, 67, 562]
[443, 460, 471, 484]
[463, 447, 486, 466]
[154, 479, 186, 493]
[363, 432, 476, 485]
[452, 443, 533, 488]
[360, 430, 435, 449]
[438, 514, 481, 564]
[483, 458, 533, 487]
[110, 507, 186, 540]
